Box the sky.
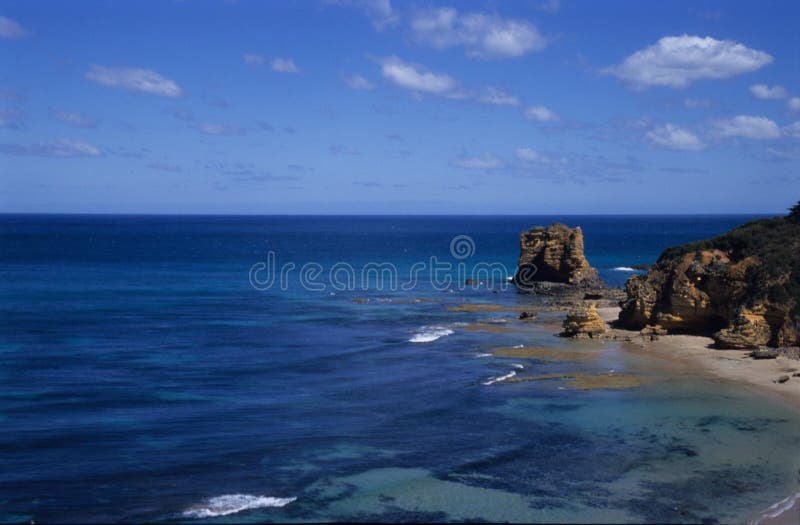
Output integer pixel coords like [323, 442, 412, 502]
[1, 0, 799, 214]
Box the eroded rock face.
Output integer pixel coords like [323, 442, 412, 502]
[517, 223, 599, 285]
[619, 250, 749, 333]
[561, 303, 606, 338]
[618, 213, 799, 349]
[714, 306, 773, 349]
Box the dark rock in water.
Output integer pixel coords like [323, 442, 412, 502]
[750, 348, 779, 360]
[775, 375, 790, 384]
[631, 263, 652, 271]
[583, 292, 603, 300]
[618, 208, 800, 348]
[518, 311, 536, 320]
[515, 223, 599, 287]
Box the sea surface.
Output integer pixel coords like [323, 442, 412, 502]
[1, 214, 798, 523]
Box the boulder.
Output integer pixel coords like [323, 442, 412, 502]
[750, 347, 779, 359]
[561, 303, 606, 338]
[714, 306, 773, 349]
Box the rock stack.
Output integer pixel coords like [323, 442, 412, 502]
[561, 303, 607, 338]
[515, 223, 599, 287]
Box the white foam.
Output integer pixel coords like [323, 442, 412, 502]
[182, 494, 296, 518]
[612, 266, 636, 272]
[483, 370, 516, 385]
[752, 491, 800, 524]
[510, 363, 524, 369]
[474, 352, 492, 358]
[409, 326, 453, 343]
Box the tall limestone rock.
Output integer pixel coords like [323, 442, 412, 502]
[515, 223, 599, 286]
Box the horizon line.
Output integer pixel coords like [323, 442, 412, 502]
[0, 211, 781, 217]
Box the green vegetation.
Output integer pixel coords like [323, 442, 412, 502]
[658, 206, 800, 313]
[790, 200, 800, 222]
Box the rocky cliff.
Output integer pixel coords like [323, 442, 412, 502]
[619, 208, 800, 348]
[515, 223, 599, 287]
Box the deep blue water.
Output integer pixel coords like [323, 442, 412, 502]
[1, 214, 798, 523]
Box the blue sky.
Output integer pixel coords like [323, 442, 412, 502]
[1, 0, 799, 214]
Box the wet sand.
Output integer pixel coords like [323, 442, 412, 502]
[595, 307, 800, 412]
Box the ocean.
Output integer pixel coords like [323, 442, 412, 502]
[1, 214, 798, 523]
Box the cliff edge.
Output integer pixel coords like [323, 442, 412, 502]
[618, 204, 800, 348]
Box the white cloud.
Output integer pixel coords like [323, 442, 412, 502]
[345, 74, 375, 90]
[243, 53, 267, 65]
[146, 161, 184, 173]
[538, 0, 561, 14]
[515, 147, 550, 163]
[0, 108, 21, 129]
[767, 146, 800, 161]
[646, 124, 705, 150]
[409, 8, 546, 59]
[451, 153, 504, 170]
[244, 54, 301, 73]
[478, 87, 520, 106]
[329, 0, 398, 30]
[603, 35, 772, 89]
[53, 110, 97, 128]
[523, 105, 559, 122]
[379, 56, 458, 95]
[782, 122, 800, 139]
[749, 84, 787, 100]
[271, 58, 300, 74]
[0, 16, 26, 39]
[85, 65, 182, 98]
[195, 122, 244, 136]
[684, 98, 711, 109]
[715, 115, 781, 139]
[359, 0, 398, 30]
[330, 144, 360, 155]
[789, 98, 800, 111]
[47, 139, 101, 157]
[0, 138, 101, 157]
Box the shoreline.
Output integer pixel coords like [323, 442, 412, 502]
[594, 306, 800, 412]
[592, 306, 800, 525]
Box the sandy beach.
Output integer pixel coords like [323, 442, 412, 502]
[596, 306, 800, 412]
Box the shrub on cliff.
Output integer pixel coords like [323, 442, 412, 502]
[790, 201, 800, 222]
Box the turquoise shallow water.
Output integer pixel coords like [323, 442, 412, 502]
[0, 214, 798, 523]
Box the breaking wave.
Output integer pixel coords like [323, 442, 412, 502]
[483, 371, 516, 385]
[182, 494, 296, 518]
[409, 326, 454, 343]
